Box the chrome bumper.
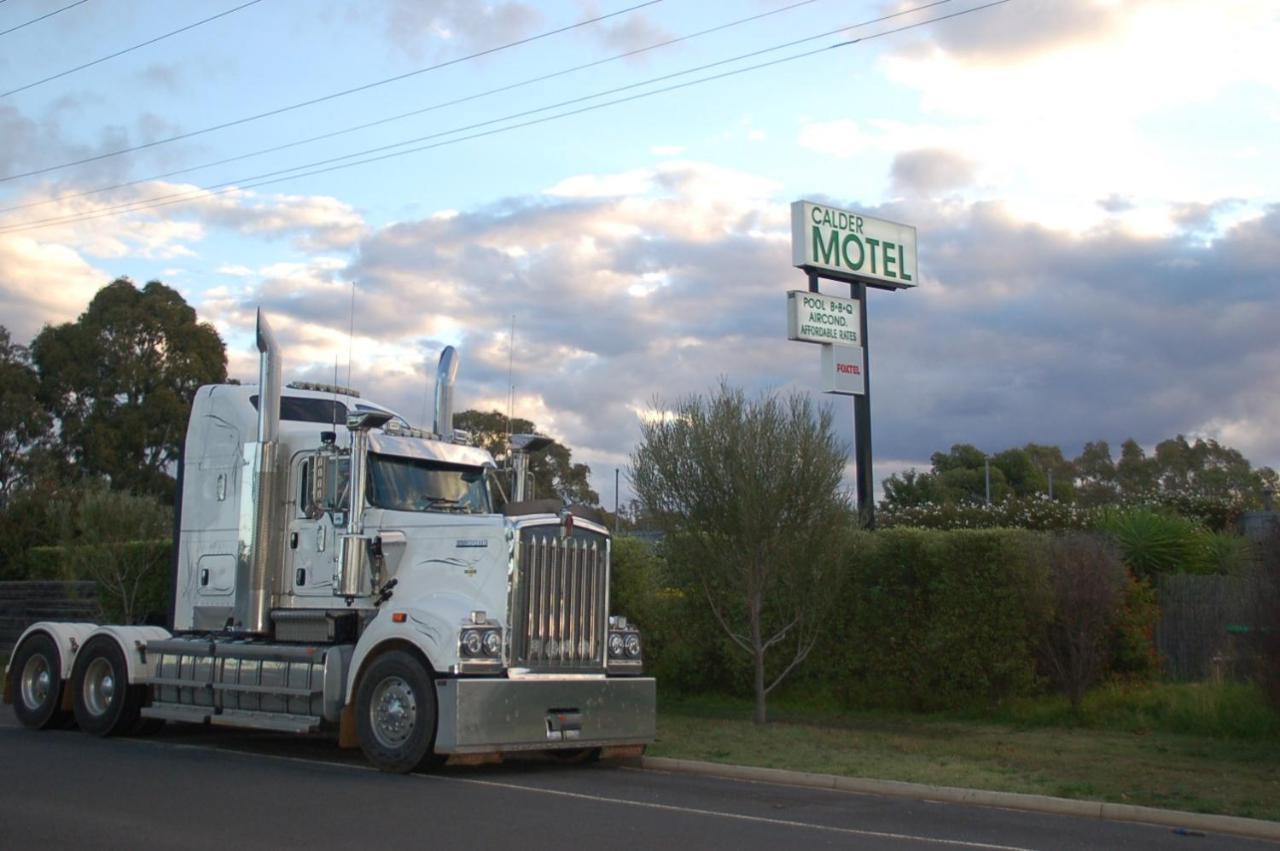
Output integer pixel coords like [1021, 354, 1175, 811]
[433, 676, 656, 754]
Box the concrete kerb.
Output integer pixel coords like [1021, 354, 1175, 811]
[640, 756, 1280, 843]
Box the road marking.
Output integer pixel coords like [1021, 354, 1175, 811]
[416, 773, 1043, 851]
[113, 732, 1043, 851]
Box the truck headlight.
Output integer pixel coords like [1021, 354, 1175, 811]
[461, 629, 483, 656]
[608, 632, 625, 658]
[482, 629, 502, 657]
[624, 633, 641, 659]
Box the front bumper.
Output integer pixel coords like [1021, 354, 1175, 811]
[433, 676, 656, 754]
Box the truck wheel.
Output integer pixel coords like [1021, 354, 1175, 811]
[71, 638, 144, 737]
[356, 651, 440, 773]
[10, 633, 71, 730]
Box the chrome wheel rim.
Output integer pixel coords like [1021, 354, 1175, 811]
[370, 675, 417, 749]
[83, 657, 117, 717]
[20, 653, 52, 711]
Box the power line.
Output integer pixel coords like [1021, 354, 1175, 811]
[0, 0, 662, 179]
[0, 1, 1013, 235]
[1, 0, 826, 216]
[0, 0, 88, 38]
[0, 0, 996, 234]
[2, 0, 953, 229]
[1, 0, 265, 97]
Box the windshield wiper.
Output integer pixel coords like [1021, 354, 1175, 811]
[422, 496, 467, 512]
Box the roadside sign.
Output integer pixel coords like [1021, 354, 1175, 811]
[787, 290, 860, 346]
[791, 200, 917, 290]
[821, 345, 865, 396]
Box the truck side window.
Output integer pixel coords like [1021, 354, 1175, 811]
[298, 459, 313, 518]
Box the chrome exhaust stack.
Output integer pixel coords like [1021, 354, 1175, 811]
[433, 345, 459, 441]
[234, 309, 285, 634]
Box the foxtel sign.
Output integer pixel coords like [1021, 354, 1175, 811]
[791, 200, 917, 290]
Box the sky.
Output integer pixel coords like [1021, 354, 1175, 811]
[1, 0, 1278, 509]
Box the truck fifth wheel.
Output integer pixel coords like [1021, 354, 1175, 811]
[3, 310, 655, 772]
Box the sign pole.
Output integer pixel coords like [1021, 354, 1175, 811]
[790, 199, 915, 532]
[852, 281, 874, 529]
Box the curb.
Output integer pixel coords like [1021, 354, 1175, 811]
[640, 756, 1280, 843]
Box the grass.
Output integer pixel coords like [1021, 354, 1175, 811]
[650, 684, 1280, 822]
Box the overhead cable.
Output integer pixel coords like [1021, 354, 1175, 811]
[1, 0, 828, 216]
[1, 0, 266, 97]
[2, 0, 954, 227]
[0, 0, 662, 177]
[0, 0, 88, 38]
[0, 1, 1013, 235]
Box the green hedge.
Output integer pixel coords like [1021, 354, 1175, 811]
[820, 529, 1050, 710]
[616, 527, 1161, 712]
[26, 541, 173, 625]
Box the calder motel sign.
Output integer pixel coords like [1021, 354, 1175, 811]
[791, 200, 917, 289]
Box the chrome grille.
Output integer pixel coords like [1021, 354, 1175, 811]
[511, 531, 608, 671]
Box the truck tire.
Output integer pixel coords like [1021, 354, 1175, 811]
[355, 650, 440, 773]
[71, 637, 145, 737]
[10, 633, 71, 730]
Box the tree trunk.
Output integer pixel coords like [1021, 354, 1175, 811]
[750, 590, 767, 725]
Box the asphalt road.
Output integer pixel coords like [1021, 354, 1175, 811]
[0, 710, 1273, 850]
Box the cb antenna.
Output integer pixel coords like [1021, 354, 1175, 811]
[506, 314, 516, 443]
[332, 354, 339, 434]
[345, 280, 356, 389]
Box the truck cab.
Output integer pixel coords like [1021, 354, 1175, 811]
[5, 311, 654, 772]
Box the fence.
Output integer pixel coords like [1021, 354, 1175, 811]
[0, 581, 99, 659]
[1157, 574, 1255, 681]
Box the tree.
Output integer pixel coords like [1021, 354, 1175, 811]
[453, 409, 598, 504]
[931, 443, 1008, 503]
[1074, 440, 1117, 507]
[992, 447, 1046, 498]
[0, 326, 51, 506]
[1115, 439, 1157, 497]
[1036, 533, 1126, 712]
[1022, 442, 1077, 503]
[630, 383, 849, 724]
[31, 279, 226, 501]
[880, 467, 944, 509]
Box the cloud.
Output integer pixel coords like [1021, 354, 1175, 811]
[0, 102, 189, 188]
[576, 1, 677, 55]
[379, 0, 541, 60]
[0, 180, 368, 254]
[191, 161, 1280, 496]
[873, 1, 1280, 232]
[0, 234, 108, 341]
[11, 158, 1278, 499]
[885, 0, 1126, 64]
[796, 119, 871, 159]
[891, 148, 976, 196]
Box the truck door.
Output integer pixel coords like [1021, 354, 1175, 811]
[287, 453, 340, 599]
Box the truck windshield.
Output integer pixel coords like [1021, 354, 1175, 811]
[367, 453, 491, 514]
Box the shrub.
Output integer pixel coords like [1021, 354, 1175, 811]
[1099, 506, 1212, 579]
[827, 528, 1049, 711]
[1107, 571, 1160, 681]
[610, 534, 739, 693]
[1036, 533, 1127, 712]
[55, 482, 174, 623]
[32, 540, 173, 624]
[879, 496, 1101, 531]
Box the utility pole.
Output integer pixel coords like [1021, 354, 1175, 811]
[984, 456, 991, 505]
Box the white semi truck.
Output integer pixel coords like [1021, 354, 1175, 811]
[4, 311, 654, 772]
